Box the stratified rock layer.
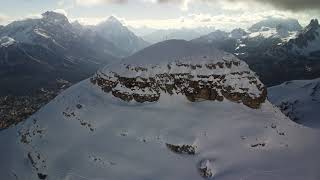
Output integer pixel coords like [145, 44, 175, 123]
[91, 54, 267, 109]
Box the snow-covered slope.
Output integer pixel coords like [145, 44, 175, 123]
[1, 40, 320, 180]
[269, 78, 320, 129]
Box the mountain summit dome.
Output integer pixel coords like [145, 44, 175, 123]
[92, 40, 266, 108]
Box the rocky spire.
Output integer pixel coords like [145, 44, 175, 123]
[41, 11, 69, 25]
[309, 19, 319, 27]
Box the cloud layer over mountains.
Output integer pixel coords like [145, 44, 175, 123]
[229, 0, 320, 11]
[85, 0, 320, 11]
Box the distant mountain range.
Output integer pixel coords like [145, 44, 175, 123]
[192, 17, 303, 58]
[192, 17, 320, 86]
[271, 19, 320, 58]
[0, 11, 149, 95]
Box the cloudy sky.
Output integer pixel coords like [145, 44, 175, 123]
[0, 0, 319, 30]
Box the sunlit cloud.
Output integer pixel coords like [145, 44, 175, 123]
[155, 0, 320, 11]
[72, 9, 314, 31]
[0, 14, 9, 24]
[54, 9, 68, 16]
[75, 0, 127, 6]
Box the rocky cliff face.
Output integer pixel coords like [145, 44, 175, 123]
[91, 46, 266, 109]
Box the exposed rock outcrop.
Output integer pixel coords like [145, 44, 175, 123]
[91, 54, 266, 109]
[166, 143, 197, 155]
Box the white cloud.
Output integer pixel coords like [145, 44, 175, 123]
[75, 0, 127, 6]
[72, 8, 315, 31]
[0, 14, 9, 25]
[54, 9, 68, 16]
[58, 0, 66, 6]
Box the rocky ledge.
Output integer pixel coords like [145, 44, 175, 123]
[91, 54, 266, 109]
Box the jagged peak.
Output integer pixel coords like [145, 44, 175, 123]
[107, 16, 120, 22]
[306, 19, 319, 29]
[41, 11, 69, 24]
[101, 16, 123, 26]
[299, 18, 320, 35]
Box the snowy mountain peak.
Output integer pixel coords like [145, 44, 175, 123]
[41, 11, 69, 24]
[230, 28, 247, 39]
[249, 17, 302, 32]
[275, 18, 320, 56]
[92, 40, 266, 108]
[94, 16, 149, 55]
[106, 16, 122, 24]
[99, 16, 123, 28]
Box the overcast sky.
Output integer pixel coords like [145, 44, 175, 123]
[0, 0, 319, 30]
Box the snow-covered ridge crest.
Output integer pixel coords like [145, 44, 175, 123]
[91, 43, 266, 108]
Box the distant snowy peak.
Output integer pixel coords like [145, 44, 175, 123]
[0, 11, 75, 45]
[230, 28, 247, 39]
[96, 16, 129, 36]
[0, 36, 16, 47]
[191, 30, 230, 45]
[304, 19, 319, 32]
[94, 16, 149, 55]
[192, 19, 301, 51]
[204, 30, 229, 42]
[271, 19, 320, 58]
[92, 40, 266, 108]
[249, 17, 302, 32]
[41, 11, 69, 25]
[279, 19, 320, 57]
[104, 16, 123, 26]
